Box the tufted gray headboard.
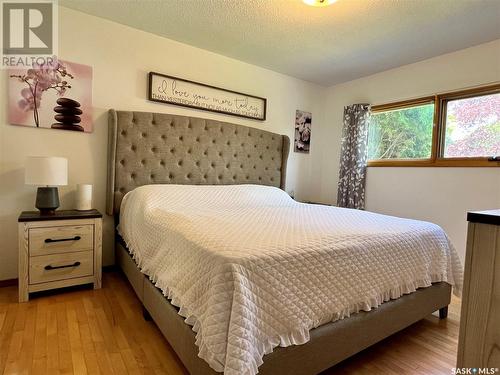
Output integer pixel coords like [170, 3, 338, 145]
[106, 110, 290, 215]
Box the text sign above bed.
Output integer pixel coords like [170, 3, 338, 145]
[148, 72, 267, 121]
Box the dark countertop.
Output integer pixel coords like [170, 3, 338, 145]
[19, 209, 102, 222]
[467, 209, 500, 226]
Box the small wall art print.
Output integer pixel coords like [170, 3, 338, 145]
[294, 110, 312, 153]
[8, 59, 93, 132]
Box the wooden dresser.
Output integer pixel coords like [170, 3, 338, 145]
[18, 209, 103, 302]
[457, 209, 500, 368]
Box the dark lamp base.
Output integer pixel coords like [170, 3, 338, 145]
[35, 187, 60, 215]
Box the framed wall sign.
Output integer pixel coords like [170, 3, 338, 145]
[148, 72, 267, 121]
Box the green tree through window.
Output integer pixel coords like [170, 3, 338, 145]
[368, 103, 434, 160]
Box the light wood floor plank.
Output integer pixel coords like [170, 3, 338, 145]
[0, 272, 461, 375]
[67, 301, 88, 375]
[120, 348, 143, 375]
[82, 352, 101, 375]
[0, 304, 18, 372]
[57, 302, 74, 374]
[18, 303, 36, 374]
[46, 302, 60, 375]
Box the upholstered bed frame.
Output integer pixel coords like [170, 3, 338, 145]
[107, 109, 451, 375]
[106, 110, 289, 215]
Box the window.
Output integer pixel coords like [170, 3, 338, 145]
[368, 101, 434, 160]
[368, 84, 500, 167]
[442, 92, 500, 158]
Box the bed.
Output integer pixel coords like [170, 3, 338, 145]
[106, 109, 462, 375]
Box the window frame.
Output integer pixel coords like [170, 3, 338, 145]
[368, 83, 500, 167]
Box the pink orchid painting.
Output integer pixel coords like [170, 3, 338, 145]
[9, 59, 93, 132]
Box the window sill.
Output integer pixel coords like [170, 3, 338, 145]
[367, 158, 500, 167]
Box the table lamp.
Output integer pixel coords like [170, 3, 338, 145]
[25, 156, 68, 215]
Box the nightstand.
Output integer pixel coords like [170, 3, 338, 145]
[18, 209, 103, 302]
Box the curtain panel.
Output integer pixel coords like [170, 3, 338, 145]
[336, 104, 371, 209]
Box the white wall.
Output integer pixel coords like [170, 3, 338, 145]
[314, 40, 500, 261]
[0, 7, 326, 280]
[1, 7, 498, 281]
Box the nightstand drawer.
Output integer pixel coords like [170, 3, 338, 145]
[29, 225, 93, 256]
[29, 250, 94, 284]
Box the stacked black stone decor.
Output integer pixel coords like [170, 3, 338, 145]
[51, 98, 84, 132]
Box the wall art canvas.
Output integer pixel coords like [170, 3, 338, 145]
[294, 110, 312, 153]
[148, 72, 267, 121]
[8, 59, 93, 132]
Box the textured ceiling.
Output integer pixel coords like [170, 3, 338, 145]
[60, 0, 500, 86]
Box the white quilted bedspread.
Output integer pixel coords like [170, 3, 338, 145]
[119, 184, 463, 375]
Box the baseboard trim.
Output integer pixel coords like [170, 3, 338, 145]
[0, 278, 17, 288]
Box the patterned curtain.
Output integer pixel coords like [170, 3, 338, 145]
[336, 104, 371, 209]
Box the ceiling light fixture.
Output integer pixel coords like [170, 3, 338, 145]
[303, 0, 337, 7]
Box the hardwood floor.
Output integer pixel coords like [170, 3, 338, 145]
[322, 299, 461, 375]
[0, 271, 460, 375]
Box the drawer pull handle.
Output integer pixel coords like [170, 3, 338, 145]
[45, 236, 81, 243]
[44, 261, 81, 270]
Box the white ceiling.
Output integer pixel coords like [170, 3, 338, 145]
[60, 0, 500, 86]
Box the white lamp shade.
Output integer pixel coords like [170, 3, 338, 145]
[25, 156, 68, 186]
